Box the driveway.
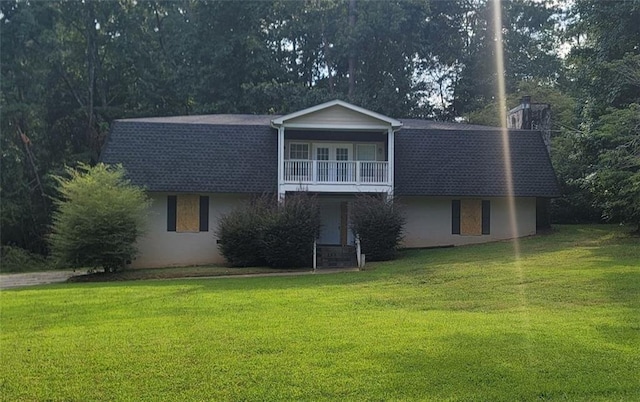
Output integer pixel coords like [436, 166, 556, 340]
[0, 270, 83, 290]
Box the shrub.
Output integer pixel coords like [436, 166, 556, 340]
[261, 194, 321, 268]
[217, 195, 271, 267]
[49, 163, 150, 272]
[217, 193, 320, 268]
[350, 194, 405, 261]
[0, 245, 51, 273]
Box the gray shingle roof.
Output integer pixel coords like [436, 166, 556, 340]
[101, 116, 559, 197]
[100, 120, 277, 193]
[399, 119, 501, 131]
[394, 128, 559, 197]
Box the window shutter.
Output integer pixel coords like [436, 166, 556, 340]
[452, 200, 461, 235]
[199, 196, 209, 232]
[482, 200, 491, 235]
[167, 195, 177, 232]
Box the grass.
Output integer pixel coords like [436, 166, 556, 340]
[66, 265, 310, 282]
[1, 225, 638, 401]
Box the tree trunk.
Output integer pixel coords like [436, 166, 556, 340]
[348, 0, 356, 98]
[85, 1, 99, 162]
[323, 33, 334, 94]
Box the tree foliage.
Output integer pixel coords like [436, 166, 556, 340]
[561, 0, 640, 228]
[3, 0, 640, 255]
[49, 163, 150, 272]
[584, 105, 640, 230]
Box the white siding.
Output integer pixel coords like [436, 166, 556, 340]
[286, 105, 388, 127]
[131, 193, 251, 268]
[399, 196, 537, 248]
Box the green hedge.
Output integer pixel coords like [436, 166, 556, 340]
[216, 196, 270, 267]
[351, 194, 405, 261]
[217, 194, 320, 268]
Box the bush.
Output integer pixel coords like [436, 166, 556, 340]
[49, 163, 150, 272]
[217, 193, 320, 268]
[261, 194, 320, 268]
[350, 194, 405, 261]
[216, 196, 271, 267]
[0, 245, 51, 273]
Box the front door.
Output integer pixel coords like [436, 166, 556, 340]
[318, 200, 341, 244]
[314, 144, 352, 182]
[318, 200, 351, 245]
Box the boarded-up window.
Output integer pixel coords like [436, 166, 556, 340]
[167, 195, 209, 232]
[461, 199, 482, 235]
[177, 194, 200, 232]
[452, 199, 490, 236]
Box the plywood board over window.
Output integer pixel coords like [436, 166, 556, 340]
[460, 199, 482, 235]
[452, 199, 490, 236]
[177, 194, 200, 232]
[167, 195, 209, 232]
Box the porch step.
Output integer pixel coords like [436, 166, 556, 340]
[316, 245, 357, 269]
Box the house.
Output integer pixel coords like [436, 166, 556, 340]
[100, 100, 559, 268]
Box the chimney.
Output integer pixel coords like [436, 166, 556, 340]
[507, 96, 552, 154]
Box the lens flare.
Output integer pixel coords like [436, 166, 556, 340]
[492, 0, 521, 260]
[492, 1, 532, 368]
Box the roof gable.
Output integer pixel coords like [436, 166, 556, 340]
[271, 100, 402, 130]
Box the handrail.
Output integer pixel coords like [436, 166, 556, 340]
[284, 160, 389, 184]
[313, 240, 317, 271]
[355, 235, 363, 268]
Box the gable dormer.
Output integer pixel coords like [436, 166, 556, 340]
[271, 100, 402, 131]
[272, 100, 399, 197]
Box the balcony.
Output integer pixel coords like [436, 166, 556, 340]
[284, 160, 389, 185]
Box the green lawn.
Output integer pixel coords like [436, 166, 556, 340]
[1, 225, 638, 401]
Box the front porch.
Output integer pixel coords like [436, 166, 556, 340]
[272, 100, 401, 197]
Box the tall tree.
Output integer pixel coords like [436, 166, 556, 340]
[452, 0, 562, 116]
[563, 0, 640, 226]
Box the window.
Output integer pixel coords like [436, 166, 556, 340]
[316, 147, 329, 161]
[336, 147, 349, 161]
[452, 199, 490, 235]
[356, 144, 376, 161]
[316, 147, 329, 182]
[289, 143, 309, 160]
[167, 195, 209, 232]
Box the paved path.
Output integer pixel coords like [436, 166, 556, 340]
[0, 271, 83, 290]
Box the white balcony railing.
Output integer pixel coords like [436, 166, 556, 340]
[284, 160, 389, 184]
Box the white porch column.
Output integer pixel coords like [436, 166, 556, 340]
[277, 126, 285, 200]
[387, 127, 394, 196]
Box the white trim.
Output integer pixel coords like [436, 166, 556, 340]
[271, 100, 403, 130]
[280, 183, 392, 194]
[276, 123, 393, 131]
[313, 143, 353, 161]
[289, 142, 310, 160]
[387, 127, 395, 196]
[277, 127, 285, 199]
